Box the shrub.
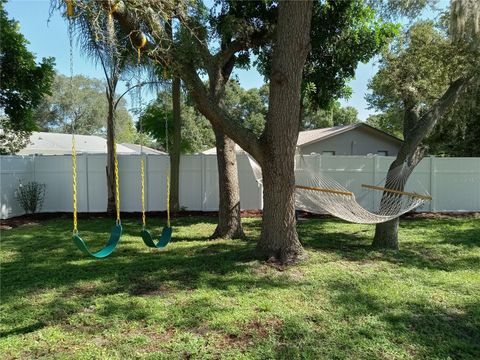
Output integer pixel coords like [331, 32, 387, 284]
[15, 181, 46, 214]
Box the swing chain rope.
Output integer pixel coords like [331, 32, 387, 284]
[165, 108, 170, 227]
[72, 138, 78, 234]
[114, 141, 120, 224]
[167, 170, 171, 228]
[141, 157, 146, 228]
[67, 3, 78, 234]
[136, 48, 147, 229]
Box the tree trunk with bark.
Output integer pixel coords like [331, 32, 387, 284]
[257, 0, 313, 263]
[372, 77, 472, 249]
[170, 75, 182, 213]
[106, 90, 116, 214]
[373, 218, 400, 249]
[107, 0, 314, 262]
[211, 125, 244, 239]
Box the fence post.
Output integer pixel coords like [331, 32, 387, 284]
[430, 156, 436, 212]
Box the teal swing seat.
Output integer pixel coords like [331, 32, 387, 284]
[141, 226, 172, 248]
[72, 224, 122, 258]
[138, 151, 173, 249]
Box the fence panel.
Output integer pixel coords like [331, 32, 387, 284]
[434, 157, 480, 211]
[35, 155, 83, 213]
[2, 154, 480, 219]
[0, 156, 34, 218]
[237, 154, 263, 210]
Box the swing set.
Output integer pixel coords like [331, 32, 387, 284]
[67, 1, 172, 258]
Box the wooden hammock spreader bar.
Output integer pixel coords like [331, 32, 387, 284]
[295, 185, 353, 197]
[361, 184, 432, 200]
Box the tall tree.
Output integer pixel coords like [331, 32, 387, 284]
[367, 18, 479, 249]
[32, 74, 135, 140]
[140, 90, 215, 154]
[0, 1, 54, 153]
[427, 78, 480, 156]
[302, 101, 360, 130]
[162, 17, 183, 213]
[365, 111, 403, 138]
[74, 0, 395, 262]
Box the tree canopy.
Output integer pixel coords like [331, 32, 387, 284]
[302, 100, 359, 129]
[33, 74, 136, 142]
[0, 1, 55, 154]
[0, 2, 55, 132]
[139, 89, 215, 154]
[367, 20, 479, 153]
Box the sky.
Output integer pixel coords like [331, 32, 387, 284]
[4, 0, 438, 122]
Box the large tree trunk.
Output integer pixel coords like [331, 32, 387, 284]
[106, 93, 116, 214]
[170, 76, 181, 212]
[373, 218, 400, 249]
[211, 125, 244, 239]
[372, 77, 472, 249]
[257, 0, 313, 263]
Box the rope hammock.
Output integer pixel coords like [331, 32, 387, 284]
[247, 155, 431, 224]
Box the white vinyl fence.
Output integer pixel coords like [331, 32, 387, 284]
[1, 154, 479, 219]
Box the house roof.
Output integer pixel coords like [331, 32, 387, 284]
[297, 123, 402, 147]
[201, 123, 402, 154]
[17, 132, 137, 155]
[120, 143, 167, 155]
[202, 144, 245, 155]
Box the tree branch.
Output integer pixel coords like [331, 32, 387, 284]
[216, 29, 272, 69]
[99, 0, 264, 162]
[398, 76, 474, 164]
[180, 63, 264, 163]
[114, 81, 161, 110]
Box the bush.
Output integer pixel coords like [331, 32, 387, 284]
[15, 181, 46, 214]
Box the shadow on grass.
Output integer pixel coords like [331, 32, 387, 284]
[322, 276, 480, 359]
[0, 217, 301, 336]
[0, 322, 46, 338]
[297, 218, 480, 272]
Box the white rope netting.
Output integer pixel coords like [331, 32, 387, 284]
[247, 155, 431, 224]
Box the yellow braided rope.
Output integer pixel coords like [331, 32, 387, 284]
[166, 167, 170, 228]
[137, 34, 147, 63]
[141, 157, 146, 228]
[66, 0, 74, 17]
[72, 137, 78, 233]
[114, 141, 120, 223]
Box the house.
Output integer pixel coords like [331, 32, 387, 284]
[296, 123, 402, 156]
[16, 132, 165, 155]
[202, 123, 402, 156]
[120, 143, 166, 155]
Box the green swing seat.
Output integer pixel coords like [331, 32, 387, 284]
[141, 226, 172, 248]
[72, 224, 122, 258]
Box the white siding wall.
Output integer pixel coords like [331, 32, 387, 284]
[300, 127, 402, 156]
[1, 154, 479, 219]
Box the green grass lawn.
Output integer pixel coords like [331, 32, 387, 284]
[1, 215, 479, 359]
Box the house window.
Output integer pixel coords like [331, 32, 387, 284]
[322, 151, 335, 156]
[377, 150, 389, 156]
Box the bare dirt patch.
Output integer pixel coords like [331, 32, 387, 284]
[223, 318, 283, 348]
